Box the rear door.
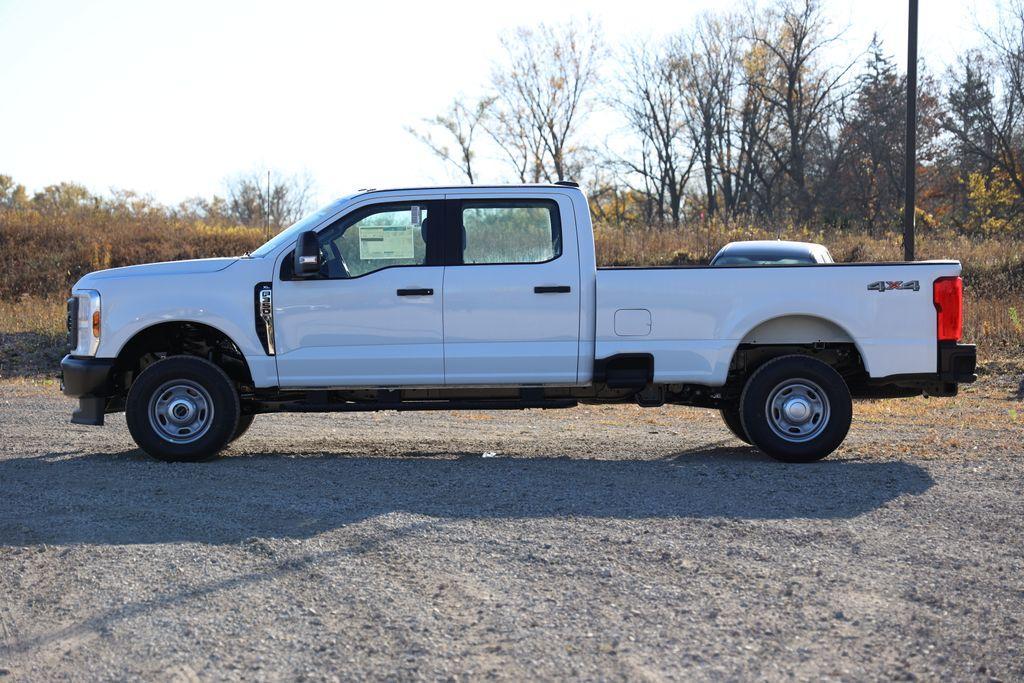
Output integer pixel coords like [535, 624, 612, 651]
[442, 193, 581, 385]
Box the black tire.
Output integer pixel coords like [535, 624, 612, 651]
[230, 413, 256, 443]
[125, 356, 239, 462]
[719, 403, 752, 444]
[739, 355, 852, 463]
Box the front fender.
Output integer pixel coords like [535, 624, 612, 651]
[83, 258, 279, 387]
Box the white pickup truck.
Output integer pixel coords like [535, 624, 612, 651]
[61, 182, 976, 463]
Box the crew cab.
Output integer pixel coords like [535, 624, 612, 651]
[61, 183, 977, 463]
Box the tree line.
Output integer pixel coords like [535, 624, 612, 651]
[0, 169, 313, 233]
[408, 0, 1024, 236]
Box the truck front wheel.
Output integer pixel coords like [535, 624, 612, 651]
[230, 414, 256, 443]
[125, 356, 240, 462]
[739, 355, 852, 463]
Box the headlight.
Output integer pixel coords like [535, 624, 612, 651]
[70, 289, 101, 356]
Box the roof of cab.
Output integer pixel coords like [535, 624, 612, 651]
[352, 182, 582, 197]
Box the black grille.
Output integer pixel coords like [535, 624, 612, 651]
[66, 297, 78, 352]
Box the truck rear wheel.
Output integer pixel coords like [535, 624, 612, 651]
[739, 355, 852, 463]
[719, 403, 752, 444]
[125, 356, 239, 462]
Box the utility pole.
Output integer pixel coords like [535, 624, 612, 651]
[265, 170, 271, 241]
[903, 0, 918, 261]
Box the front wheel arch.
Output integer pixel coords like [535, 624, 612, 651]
[113, 321, 254, 395]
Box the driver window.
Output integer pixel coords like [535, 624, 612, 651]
[316, 203, 433, 278]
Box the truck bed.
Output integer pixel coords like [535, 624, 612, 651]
[595, 261, 962, 385]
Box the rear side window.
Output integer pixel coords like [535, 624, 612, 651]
[459, 200, 561, 265]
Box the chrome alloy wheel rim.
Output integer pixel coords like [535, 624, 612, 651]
[765, 379, 830, 443]
[148, 379, 214, 444]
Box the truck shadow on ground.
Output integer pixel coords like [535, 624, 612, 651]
[0, 447, 934, 546]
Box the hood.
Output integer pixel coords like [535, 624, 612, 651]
[75, 257, 238, 286]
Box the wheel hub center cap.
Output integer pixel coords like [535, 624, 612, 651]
[783, 397, 812, 423]
[167, 398, 196, 424]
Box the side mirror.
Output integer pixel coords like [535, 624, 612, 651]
[293, 231, 321, 276]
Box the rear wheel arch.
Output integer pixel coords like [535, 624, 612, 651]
[724, 341, 867, 398]
[725, 315, 869, 388]
[739, 314, 856, 347]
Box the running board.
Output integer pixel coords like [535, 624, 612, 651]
[254, 398, 578, 414]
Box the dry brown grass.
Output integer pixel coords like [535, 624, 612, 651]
[0, 206, 264, 299]
[0, 296, 67, 379]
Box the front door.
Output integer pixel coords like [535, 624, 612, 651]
[442, 195, 581, 385]
[274, 199, 445, 387]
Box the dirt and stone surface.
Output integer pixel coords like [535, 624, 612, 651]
[1, 369, 1022, 681]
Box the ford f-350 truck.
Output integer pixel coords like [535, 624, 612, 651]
[61, 182, 977, 463]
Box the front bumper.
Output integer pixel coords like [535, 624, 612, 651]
[60, 355, 115, 425]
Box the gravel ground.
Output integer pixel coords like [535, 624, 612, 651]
[0, 373, 1022, 681]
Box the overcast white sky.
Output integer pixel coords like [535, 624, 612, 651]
[0, 0, 997, 206]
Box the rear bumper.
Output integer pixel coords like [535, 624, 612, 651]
[938, 342, 977, 384]
[60, 355, 115, 426]
[858, 342, 977, 398]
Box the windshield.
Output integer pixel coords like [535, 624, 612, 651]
[247, 195, 354, 258]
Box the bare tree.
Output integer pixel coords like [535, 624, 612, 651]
[489, 19, 604, 182]
[0, 175, 28, 209]
[680, 15, 738, 218]
[747, 0, 853, 220]
[486, 98, 548, 183]
[407, 97, 494, 184]
[943, 1, 1024, 211]
[944, 52, 997, 180]
[832, 38, 942, 230]
[585, 160, 642, 225]
[226, 169, 314, 231]
[612, 40, 695, 225]
[176, 194, 232, 224]
[727, 38, 780, 216]
[695, 12, 767, 217]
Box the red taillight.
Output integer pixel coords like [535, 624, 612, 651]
[933, 276, 963, 342]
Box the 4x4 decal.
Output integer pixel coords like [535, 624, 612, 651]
[867, 280, 920, 292]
